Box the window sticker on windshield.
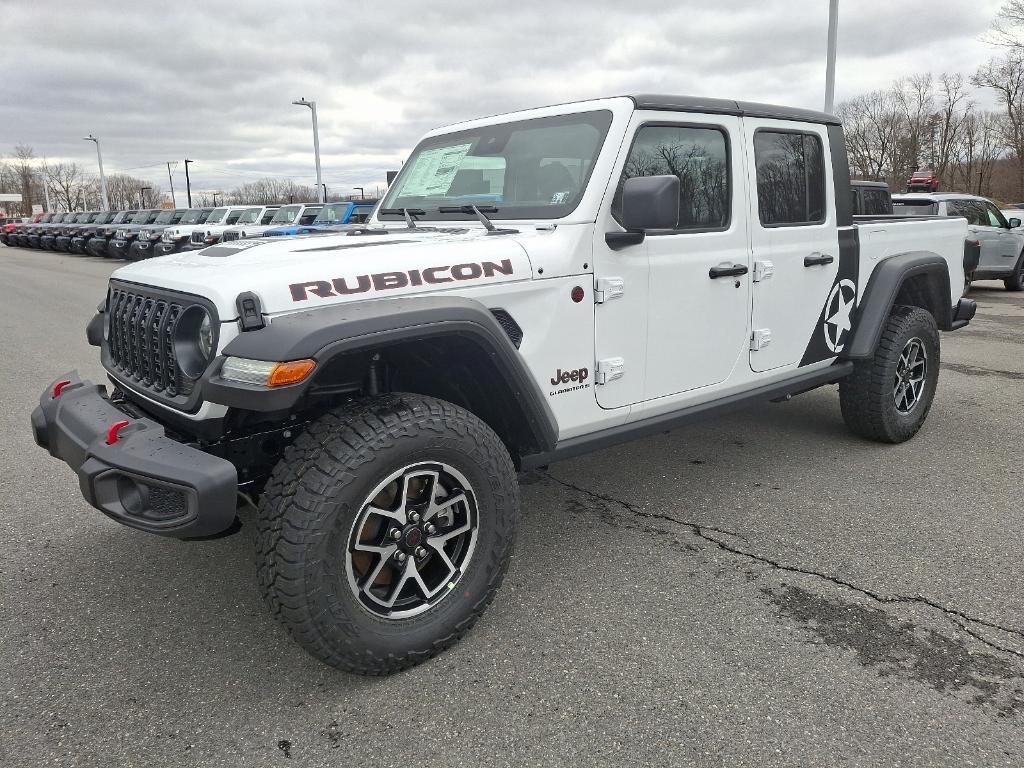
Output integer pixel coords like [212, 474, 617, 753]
[399, 143, 473, 197]
[550, 191, 569, 204]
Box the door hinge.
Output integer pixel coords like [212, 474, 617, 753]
[594, 277, 624, 304]
[753, 260, 774, 282]
[750, 329, 772, 351]
[595, 357, 625, 384]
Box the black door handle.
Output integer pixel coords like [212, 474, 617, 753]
[709, 264, 749, 279]
[804, 253, 834, 267]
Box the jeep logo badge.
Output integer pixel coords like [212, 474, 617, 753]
[550, 367, 589, 386]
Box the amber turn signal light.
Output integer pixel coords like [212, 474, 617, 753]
[267, 359, 317, 387]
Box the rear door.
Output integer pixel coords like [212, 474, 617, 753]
[952, 199, 1002, 272]
[746, 121, 842, 371]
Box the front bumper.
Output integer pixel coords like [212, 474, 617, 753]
[70, 236, 89, 253]
[106, 238, 133, 258]
[40, 234, 57, 249]
[31, 373, 239, 538]
[155, 238, 189, 256]
[55, 235, 73, 251]
[127, 239, 159, 260]
[86, 237, 110, 257]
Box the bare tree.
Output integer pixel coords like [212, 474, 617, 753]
[953, 111, 1004, 196]
[45, 162, 89, 211]
[973, 52, 1024, 196]
[933, 73, 973, 188]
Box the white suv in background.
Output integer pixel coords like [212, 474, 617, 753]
[220, 203, 322, 241]
[893, 193, 1024, 290]
[185, 206, 278, 250]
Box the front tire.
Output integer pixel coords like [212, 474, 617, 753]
[256, 394, 518, 674]
[839, 306, 940, 443]
[1005, 256, 1024, 291]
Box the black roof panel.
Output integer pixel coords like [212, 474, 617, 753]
[629, 94, 841, 126]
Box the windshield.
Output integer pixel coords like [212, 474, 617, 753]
[180, 208, 208, 224]
[893, 199, 938, 215]
[269, 205, 301, 224]
[130, 210, 153, 224]
[154, 209, 178, 224]
[94, 212, 115, 224]
[380, 110, 614, 220]
[225, 209, 249, 225]
[204, 208, 227, 224]
[314, 203, 350, 223]
[234, 208, 261, 224]
[113, 211, 134, 224]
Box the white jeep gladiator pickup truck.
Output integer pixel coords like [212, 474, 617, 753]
[32, 95, 977, 674]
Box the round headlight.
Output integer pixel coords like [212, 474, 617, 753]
[174, 306, 215, 379]
[198, 312, 214, 360]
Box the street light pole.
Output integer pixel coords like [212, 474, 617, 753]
[140, 186, 152, 208]
[292, 98, 324, 202]
[184, 159, 194, 207]
[354, 186, 365, 200]
[166, 162, 176, 207]
[824, 0, 840, 113]
[83, 135, 110, 210]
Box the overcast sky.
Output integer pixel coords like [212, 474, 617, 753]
[0, 0, 1007, 199]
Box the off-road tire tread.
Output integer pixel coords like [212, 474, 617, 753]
[839, 305, 939, 443]
[255, 393, 518, 675]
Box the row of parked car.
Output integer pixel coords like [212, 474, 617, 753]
[0, 200, 378, 258]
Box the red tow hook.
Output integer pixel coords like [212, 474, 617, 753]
[106, 420, 130, 445]
[51, 380, 72, 398]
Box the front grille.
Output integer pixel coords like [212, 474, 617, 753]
[107, 286, 192, 397]
[190, 231, 206, 245]
[222, 231, 239, 241]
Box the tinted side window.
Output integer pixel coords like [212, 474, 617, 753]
[754, 131, 826, 226]
[851, 189, 861, 215]
[863, 190, 891, 215]
[948, 201, 985, 226]
[612, 124, 730, 230]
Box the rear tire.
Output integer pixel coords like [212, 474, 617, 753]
[839, 306, 940, 443]
[256, 393, 518, 674]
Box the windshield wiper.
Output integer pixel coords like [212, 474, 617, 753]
[379, 207, 425, 229]
[438, 204, 498, 232]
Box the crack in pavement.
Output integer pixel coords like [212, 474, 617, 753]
[943, 362, 1024, 381]
[544, 472, 1024, 660]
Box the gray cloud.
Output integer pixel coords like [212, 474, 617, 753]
[0, 0, 1004, 198]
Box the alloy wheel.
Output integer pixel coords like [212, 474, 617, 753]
[345, 462, 479, 619]
[893, 337, 927, 414]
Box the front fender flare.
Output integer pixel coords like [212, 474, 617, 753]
[202, 295, 558, 452]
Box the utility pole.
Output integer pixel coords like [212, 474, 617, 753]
[41, 161, 52, 211]
[212, 191, 220, 206]
[823, 0, 840, 113]
[82, 135, 110, 210]
[166, 162, 177, 207]
[184, 159, 194, 207]
[292, 98, 324, 202]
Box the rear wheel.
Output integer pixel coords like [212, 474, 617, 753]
[839, 306, 940, 443]
[256, 393, 518, 674]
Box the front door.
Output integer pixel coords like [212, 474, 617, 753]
[745, 121, 843, 372]
[591, 113, 751, 408]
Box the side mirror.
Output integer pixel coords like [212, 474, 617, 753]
[1010, 218, 1021, 229]
[622, 175, 679, 230]
[606, 174, 679, 250]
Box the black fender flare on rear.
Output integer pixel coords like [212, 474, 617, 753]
[202, 295, 559, 454]
[842, 252, 953, 361]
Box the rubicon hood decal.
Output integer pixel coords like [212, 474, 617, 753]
[290, 259, 514, 301]
[110, 227, 533, 317]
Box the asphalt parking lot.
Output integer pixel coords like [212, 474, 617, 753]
[1, 247, 1022, 767]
